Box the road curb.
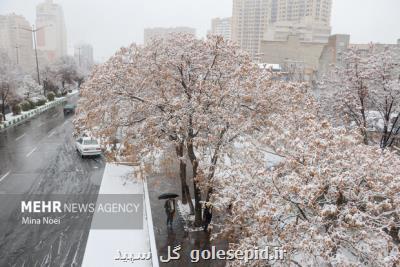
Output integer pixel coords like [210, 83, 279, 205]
[143, 175, 160, 267]
[0, 92, 77, 132]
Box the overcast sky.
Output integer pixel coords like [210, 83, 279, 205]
[1, 0, 399, 61]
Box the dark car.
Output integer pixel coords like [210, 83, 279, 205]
[63, 104, 76, 115]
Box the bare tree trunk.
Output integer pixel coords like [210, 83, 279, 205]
[175, 142, 194, 214]
[1, 88, 9, 121]
[1, 98, 6, 121]
[186, 139, 203, 226]
[359, 95, 369, 145]
[205, 126, 228, 202]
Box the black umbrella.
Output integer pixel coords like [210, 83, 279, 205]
[158, 193, 179, 200]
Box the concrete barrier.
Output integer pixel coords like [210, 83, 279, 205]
[0, 97, 67, 132]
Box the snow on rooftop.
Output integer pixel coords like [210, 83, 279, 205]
[82, 163, 158, 267]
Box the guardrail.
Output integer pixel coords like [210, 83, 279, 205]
[0, 97, 67, 131]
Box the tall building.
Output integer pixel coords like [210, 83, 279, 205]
[270, 0, 332, 25]
[210, 17, 232, 40]
[0, 13, 34, 71]
[74, 43, 94, 70]
[36, 0, 67, 62]
[267, 0, 332, 43]
[231, 0, 270, 60]
[143, 27, 196, 45]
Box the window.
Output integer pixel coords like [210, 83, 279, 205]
[84, 139, 98, 145]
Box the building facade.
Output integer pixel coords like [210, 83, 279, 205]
[36, 0, 67, 62]
[264, 19, 331, 43]
[318, 34, 350, 77]
[210, 17, 232, 40]
[260, 34, 325, 81]
[318, 35, 400, 78]
[74, 43, 94, 71]
[267, 0, 332, 43]
[270, 0, 332, 25]
[0, 13, 34, 71]
[231, 0, 332, 60]
[231, 0, 270, 60]
[143, 27, 196, 45]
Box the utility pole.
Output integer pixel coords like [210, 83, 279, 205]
[15, 45, 19, 65]
[17, 24, 51, 86]
[78, 46, 81, 67]
[32, 25, 41, 85]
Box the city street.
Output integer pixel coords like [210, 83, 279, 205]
[0, 95, 105, 266]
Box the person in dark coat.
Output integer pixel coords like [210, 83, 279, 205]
[203, 203, 213, 232]
[164, 198, 176, 228]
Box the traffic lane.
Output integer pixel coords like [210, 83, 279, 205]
[0, 99, 77, 175]
[0, 111, 69, 180]
[0, 113, 105, 266]
[0, 94, 78, 150]
[0, 105, 66, 149]
[0, 117, 105, 194]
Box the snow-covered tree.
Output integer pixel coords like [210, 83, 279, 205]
[75, 34, 400, 265]
[0, 53, 20, 120]
[54, 56, 79, 93]
[368, 48, 400, 148]
[212, 83, 400, 266]
[40, 56, 81, 95]
[40, 65, 58, 96]
[17, 75, 43, 99]
[320, 46, 400, 148]
[75, 34, 273, 225]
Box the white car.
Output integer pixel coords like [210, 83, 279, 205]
[75, 137, 102, 157]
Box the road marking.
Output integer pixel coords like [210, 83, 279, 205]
[0, 171, 11, 183]
[15, 133, 26, 141]
[51, 113, 58, 119]
[48, 131, 56, 137]
[38, 122, 46, 128]
[26, 147, 37, 157]
[93, 166, 99, 169]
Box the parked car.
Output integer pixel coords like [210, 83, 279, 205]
[63, 104, 76, 115]
[75, 136, 102, 158]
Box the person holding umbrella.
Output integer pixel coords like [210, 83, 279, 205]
[159, 193, 178, 229]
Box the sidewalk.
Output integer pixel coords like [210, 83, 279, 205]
[82, 163, 159, 267]
[147, 173, 227, 267]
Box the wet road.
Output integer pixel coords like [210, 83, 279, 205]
[0, 95, 105, 266]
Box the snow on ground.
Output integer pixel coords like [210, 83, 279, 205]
[4, 97, 63, 121]
[82, 163, 159, 267]
[176, 199, 203, 232]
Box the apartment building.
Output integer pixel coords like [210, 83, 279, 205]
[231, 0, 270, 60]
[0, 13, 34, 71]
[36, 0, 67, 62]
[267, 0, 332, 43]
[210, 17, 232, 40]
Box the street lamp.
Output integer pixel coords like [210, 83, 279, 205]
[16, 24, 52, 86]
[15, 44, 19, 65]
